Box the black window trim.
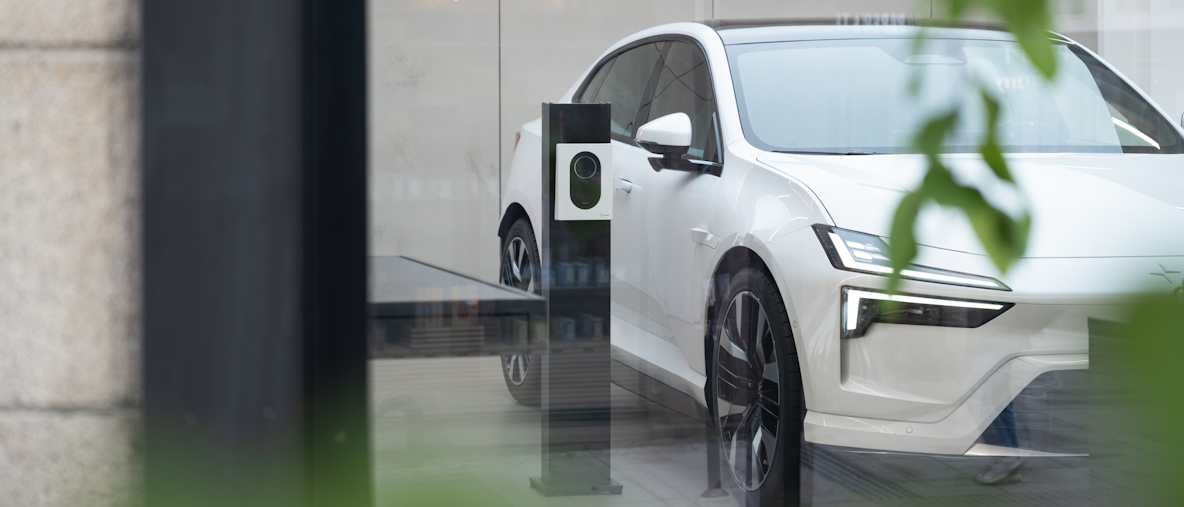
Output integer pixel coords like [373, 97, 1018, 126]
[581, 57, 615, 105]
[575, 34, 725, 165]
[633, 41, 674, 142]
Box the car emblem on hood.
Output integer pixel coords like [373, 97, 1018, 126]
[1151, 263, 1180, 284]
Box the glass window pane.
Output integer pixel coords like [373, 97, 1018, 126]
[1069, 44, 1184, 153]
[594, 42, 663, 138]
[579, 58, 614, 103]
[648, 41, 717, 159]
[729, 38, 1184, 154]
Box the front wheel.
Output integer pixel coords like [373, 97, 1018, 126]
[712, 266, 804, 506]
[498, 217, 542, 406]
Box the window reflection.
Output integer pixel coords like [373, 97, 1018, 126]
[368, 1, 1184, 506]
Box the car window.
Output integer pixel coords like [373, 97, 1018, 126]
[1068, 44, 1183, 153]
[593, 43, 663, 138]
[728, 38, 1183, 154]
[579, 58, 613, 103]
[647, 41, 718, 161]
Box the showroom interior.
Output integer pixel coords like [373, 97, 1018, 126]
[3, 0, 1184, 506]
[366, 1, 1184, 506]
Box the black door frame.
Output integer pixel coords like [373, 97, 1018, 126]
[143, 0, 369, 505]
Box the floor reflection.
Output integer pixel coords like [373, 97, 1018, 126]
[371, 356, 1152, 506]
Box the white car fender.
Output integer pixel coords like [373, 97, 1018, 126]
[703, 230, 821, 407]
[698, 142, 836, 407]
[501, 118, 544, 248]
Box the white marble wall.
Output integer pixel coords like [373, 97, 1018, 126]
[0, 0, 141, 505]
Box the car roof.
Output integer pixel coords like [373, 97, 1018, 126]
[700, 19, 1021, 45]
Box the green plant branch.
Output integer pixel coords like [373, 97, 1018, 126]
[886, 0, 1051, 293]
[890, 3, 1184, 504]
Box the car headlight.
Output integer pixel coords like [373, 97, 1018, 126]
[811, 224, 1010, 291]
[841, 287, 1014, 339]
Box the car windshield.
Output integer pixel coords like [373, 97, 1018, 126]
[727, 37, 1184, 154]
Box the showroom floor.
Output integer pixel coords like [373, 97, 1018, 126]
[370, 357, 1158, 507]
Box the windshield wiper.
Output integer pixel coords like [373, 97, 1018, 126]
[774, 149, 878, 155]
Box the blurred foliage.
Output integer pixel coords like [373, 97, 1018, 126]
[888, 99, 1031, 291]
[887, 0, 1056, 292]
[897, 1, 1184, 503]
[1113, 293, 1184, 504]
[948, 0, 1058, 79]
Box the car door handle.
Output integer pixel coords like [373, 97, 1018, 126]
[616, 177, 636, 193]
[690, 228, 720, 249]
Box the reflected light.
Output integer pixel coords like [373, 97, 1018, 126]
[828, 232, 1002, 288]
[1112, 117, 1161, 149]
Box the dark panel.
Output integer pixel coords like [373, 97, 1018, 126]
[143, 0, 369, 505]
[303, 0, 371, 505]
[142, 0, 306, 505]
[533, 103, 621, 496]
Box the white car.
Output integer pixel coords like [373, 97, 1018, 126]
[497, 20, 1184, 499]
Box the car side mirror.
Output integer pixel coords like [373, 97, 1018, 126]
[634, 113, 723, 176]
[1180, 111, 1183, 129]
[636, 112, 691, 157]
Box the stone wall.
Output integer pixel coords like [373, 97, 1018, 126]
[0, 0, 141, 505]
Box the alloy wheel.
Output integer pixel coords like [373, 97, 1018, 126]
[499, 235, 535, 388]
[714, 291, 781, 491]
[500, 236, 535, 293]
[503, 352, 530, 386]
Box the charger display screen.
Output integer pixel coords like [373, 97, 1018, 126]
[570, 151, 601, 209]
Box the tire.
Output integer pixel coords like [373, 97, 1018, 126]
[498, 217, 542, 406]
[711, 266, 804, 506]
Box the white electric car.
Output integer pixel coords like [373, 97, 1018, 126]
[497, 20, 1184, 499]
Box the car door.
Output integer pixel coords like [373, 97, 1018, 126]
[581, 38, 724, 395]
[639, 40, 723, 378]
[580, 41, 690, 383]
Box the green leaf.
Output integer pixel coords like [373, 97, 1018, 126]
[979, 142, 1010, 182]
[942, 0, 971, 20]
[967, 206, 1019, 272]
[907, 71, 923, 97]
[1013, 25, 1058, 80]
[921, 165, 1030, 272]
[981, 0, 1058, 79]
[889, 0, 1051, 287]
[912, 110, 959, 156]
[1120, 295, 1184, 506]
[887, 191, 924, 294]
[923, 165, 977, 206]
[977, 89, 1015, 183]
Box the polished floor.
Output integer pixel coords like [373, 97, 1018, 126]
[370, 356, 1161, 507]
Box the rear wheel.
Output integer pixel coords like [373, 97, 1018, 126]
[498, 217, 541, 406]
[712, 266, 804, 506]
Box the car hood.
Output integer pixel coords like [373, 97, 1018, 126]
[756, 152, 1184, 258]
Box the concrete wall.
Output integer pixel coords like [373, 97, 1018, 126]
[0, 0, 141, 505]
[370, 0, 1183, 283]
[369, 0, 503, 281]
[368, 0, 929, 282]
[1099, 0, 1184, 124]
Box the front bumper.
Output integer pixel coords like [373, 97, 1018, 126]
[805, 354, 1086, 455]
[766, 226, 1173, 455]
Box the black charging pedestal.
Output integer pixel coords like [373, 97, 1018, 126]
[529, 103, 622, 496]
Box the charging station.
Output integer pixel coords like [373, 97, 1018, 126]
[554, 143, 612, 221]
[530, 102, 621, 496]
